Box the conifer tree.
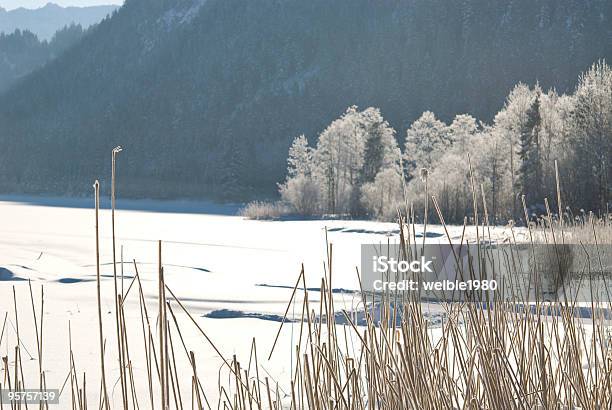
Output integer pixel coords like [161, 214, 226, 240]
[517, 93, 543, 206]
[287, 135, 312, 178]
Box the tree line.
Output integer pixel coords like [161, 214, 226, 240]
[277, 61, 612, 224]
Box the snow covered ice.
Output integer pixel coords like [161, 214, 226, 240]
[0, 196, 501, 407]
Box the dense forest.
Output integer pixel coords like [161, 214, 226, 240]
[270, 61, 611, 224]
[0, 25, 85, 93]
[0, 0, 610, 202]
[0, 3, 118, 40]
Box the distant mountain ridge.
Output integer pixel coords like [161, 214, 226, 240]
[0, 2, 118, 39]
[0, 0, 610, 200]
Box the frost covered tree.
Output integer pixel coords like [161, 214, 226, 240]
[413, 151, 469, 222]
[275, 60, 611, 222]
[568, 60, 612, 211]
[312, 106, 366, 214]
[287, 134, 312, 177]
[409, 114, 478, 222]
[280, 134, 319, 215]
[279, 175, 319, 215]
[472, 128, 512, 222]
[493, 83, 539, 218]
[538, 90, 574, 196]
[403, 111, 450, 178]
[354, 107, 399, 214]
[361, 161, 403, 220]
[448, 114, 478, 153]
[496, 84, 539, 126]
[282, 106, 403, 217]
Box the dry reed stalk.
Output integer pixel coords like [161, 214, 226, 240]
[93, 181, 109, 410]
[157, 241, 168, 410]
[110, 146, 128, 410]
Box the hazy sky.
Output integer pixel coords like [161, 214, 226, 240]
[0, 1, 123, 10]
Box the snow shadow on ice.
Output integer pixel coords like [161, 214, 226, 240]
[256, 283, 356, 294]
[0, 267, 26, 281]
[327, 226, 443, 238]
[204, 309, 294, 322]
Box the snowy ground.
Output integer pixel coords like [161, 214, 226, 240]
[0, 196, 520, 408]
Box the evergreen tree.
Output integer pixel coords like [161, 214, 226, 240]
[218, 133, 249, 200]
[494, 83, 539, 219]
[280, 134, 319, 214]
[403, 111, 449, 178]
[359, 108, 398, 183]
[517, 93, 543, 206]
[286, 134, 312, 178]
[353, 107, 398, 214]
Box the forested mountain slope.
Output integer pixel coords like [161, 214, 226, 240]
[0, 25, 85, 93]
[0, 0, 610, 199]
[0, 3, 118, 40]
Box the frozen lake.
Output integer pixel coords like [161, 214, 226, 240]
[0, 196, 517, 407]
